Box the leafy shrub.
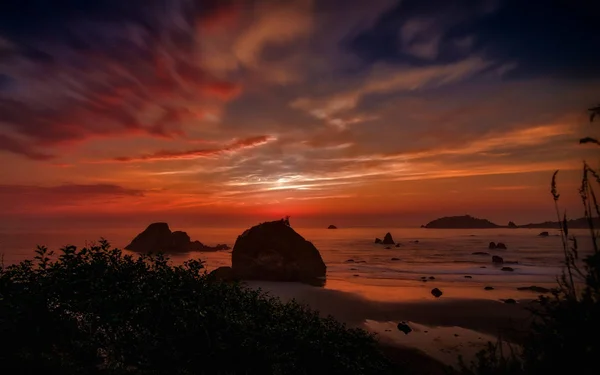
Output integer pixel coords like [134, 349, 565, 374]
[458, 105, 600, 374]
[0, 240, 394, 375]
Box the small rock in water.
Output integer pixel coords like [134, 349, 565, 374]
[385, 246, 391, 249]
[472, 252, 490, 255]
[464, 275, 472, 279]
[382, 232, 395, 245]
[454, 334, 459, 337]
[375, 238, 383, 244]
[428, 276, 435, 280]
[504, 298, 517, 304]
[488, 242, 496, 249]
[484, 286, 494, 290]
[492, 255, 504, 264]
[345, 259, 355, 263]
[431, 288, 443, 298]
[397, 322, 412, 335]
[496, 242, 507, 249]
[501, 267, 514, 272]
[421, 276, 427, 280]
[395, 243, 401, 247]
[353, 274, 360, 277]
[480, 266, 487, 268]
[538, 231, 549, 237]
[350, 268, 358, 271]
[424, 330, 429, 333]
[391, 257, 400, 261]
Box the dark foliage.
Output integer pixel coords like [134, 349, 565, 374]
[457, 105, 600, 374]
[0, 240, 394, 375]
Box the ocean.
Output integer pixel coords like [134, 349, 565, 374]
[0, 226, 593, 301]
[1, 225, 594, 365]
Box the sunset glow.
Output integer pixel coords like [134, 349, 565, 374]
[0, 0, 598, 228]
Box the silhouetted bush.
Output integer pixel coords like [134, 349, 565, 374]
[457, 105, 600, 375]
[0, 240, 394, 375]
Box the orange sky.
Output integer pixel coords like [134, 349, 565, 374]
[0, 0, 599, 229]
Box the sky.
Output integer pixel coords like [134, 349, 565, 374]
[0, 0, 599, 229]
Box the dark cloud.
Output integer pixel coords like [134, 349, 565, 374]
[0, 183, 146, 213]
[0, 0, 238, 158]
[0, 184, 145, 197]
[349, 0, 600, 79]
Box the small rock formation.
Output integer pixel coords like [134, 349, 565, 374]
[472, 251, 490, 255]
[489, 242, 497, 249]
[508, 221, 518, 228]
[501, 267, 514, 272]
[382, 232, 395, 245]
[385, 246, 391, 249]
[517, 286, 550, 293]
[353, 274, 360, 277]
[484, 286, 494, 290]
[538, 231, 550, 237]
[492, 255, 504, 264]
[464, 275, 472, 279]
[496, 242, 507, 249]
[428, 276, 435, 280]
[395, 243, 401, 247]
[397, 322, 412, 335]
[345, 259, 355, 263]
[375, 238, 383, 244]
[391, 257, 400, 261]
[231, 219, 326, 283]
[431, 288, 443, 298]
[208, 266, 236, 281]
[125, 222, 229, 253]
[504, 298, 517, 304]
[327, 225, 338, 229]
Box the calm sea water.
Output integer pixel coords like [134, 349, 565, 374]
[0, 226, 594, 301]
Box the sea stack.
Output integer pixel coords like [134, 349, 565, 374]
[382, 232, 395, 245]
[231, 219, 326, 284]
[125, 222, 230, 253]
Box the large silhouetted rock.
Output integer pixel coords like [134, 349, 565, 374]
[424, 215, 500, 229]
[382, 232, 395, 245]
[125, 223, 229, 253]
[231, 219, 326, 283]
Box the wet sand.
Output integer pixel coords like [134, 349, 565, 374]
[247, 281, 535, 367]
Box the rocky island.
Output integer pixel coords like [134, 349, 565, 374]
[423, 215, 599, 229]
[423, 215, 500, 229]
[125, 222, 230, 253]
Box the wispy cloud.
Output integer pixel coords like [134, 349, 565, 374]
[112, 135, 276, 162]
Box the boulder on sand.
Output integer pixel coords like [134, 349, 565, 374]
[125, 222, 229, 253]
[231, 219, 326, 284]
[397, 322, 412, 335]
[382, 232, 395, 245]
[431, 288, 443, 298]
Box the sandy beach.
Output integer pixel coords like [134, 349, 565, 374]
[248, 280, 534, 368]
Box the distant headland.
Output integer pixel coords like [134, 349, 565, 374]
[422, 215, 598, 229]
